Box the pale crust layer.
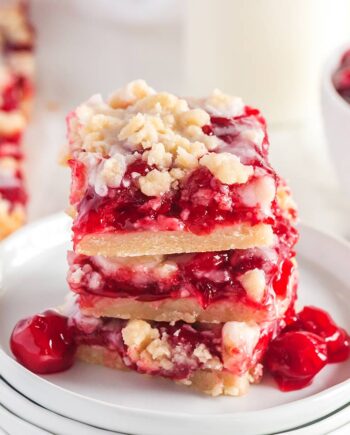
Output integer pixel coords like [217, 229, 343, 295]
[78, 296, 277, 323]
[0, 203, 25, 239]
[76, 223, 274, 257]
[76, 344, 251, 397]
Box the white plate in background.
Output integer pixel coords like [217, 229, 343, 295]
[0, 214, 349, 435]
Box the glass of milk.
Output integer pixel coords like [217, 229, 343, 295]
[185, 0, 350, 125]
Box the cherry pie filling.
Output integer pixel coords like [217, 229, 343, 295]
[11, 311, 276, 380]
[265, 306, 350, 391]
[10, 305, 349, 390]
[0, 74, 32, 112]
[71, 113, 278, 244]
[68, 248, 295, 312]
[333, 49, 350, 103]
[0, 168, 27, 208]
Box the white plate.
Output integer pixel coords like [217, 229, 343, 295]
[4, 377, 348, 435]
[0, 214, 349, 435]
[0, 402, 49, 435]
[0, 377, 121, 435]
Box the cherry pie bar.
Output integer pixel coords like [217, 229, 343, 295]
[0, 1, 35, 238]
[67, 80, 283, 257]
[67, 215, 298, 323]
[10, 81, 350, 396]
[0, 156, 27, 238]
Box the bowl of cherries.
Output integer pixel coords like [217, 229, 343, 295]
[321, 46, 350, 197]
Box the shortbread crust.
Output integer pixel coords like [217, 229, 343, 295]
[76, 223, 274, 257]
[76, 344, 253, 397]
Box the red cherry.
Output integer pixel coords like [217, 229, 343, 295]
[265, 331, 328, 391]
[292, 306, 350, 363]
[69, 159, 87, 205]
[10, 310, 77, 374]
[272, 259, 294, 298]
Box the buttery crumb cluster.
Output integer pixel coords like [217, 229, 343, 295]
[71, 311, 275, 396]
[0, 2, 34, 239]
[68, 80, 256, 197]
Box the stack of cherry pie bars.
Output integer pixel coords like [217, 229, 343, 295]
[65, 80, 299, 396]
[0, 2, 34, 239]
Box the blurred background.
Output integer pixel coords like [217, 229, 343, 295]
[26, 0, 350, 237]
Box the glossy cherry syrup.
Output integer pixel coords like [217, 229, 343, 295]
[265, 331, 328, 391]
[287, 306, 350, 363]
[265, 306, 350, 391]
[10, 310, 77, 374]
[71, 111, 275, 242]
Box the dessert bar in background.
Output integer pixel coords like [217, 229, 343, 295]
[0, 1, 35, 239]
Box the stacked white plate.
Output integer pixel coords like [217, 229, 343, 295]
[0, 376, 121, 434]
[0, 214, 349, 435]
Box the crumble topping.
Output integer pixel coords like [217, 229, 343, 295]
[69, 253, 180, 290]
[69, 80, 260, 197]
[199, 152, 253, 185]
[139, 169, 172, 196]
[239, 176, 276, 211]
[222, 372, 250, 396]
[222, 321, 260, 374]
[93, 254, 178, 281]
[203, 89, 244, 118]
[276, 182, 297, 219]
[122, 319, 159, 349]
[0, 111, 26, 134]
[109, 80, 155, 109]
[238, 269, 266, 303]
[222, 321, 260, 355]
[240, 128, 265, 148]
[97, 153, 127, 193]
[121, 319, 223, 374]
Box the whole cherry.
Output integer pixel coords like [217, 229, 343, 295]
[265, 331, 328, 391]
[10, 310, 77, 374]
[288, 306, 350, 363]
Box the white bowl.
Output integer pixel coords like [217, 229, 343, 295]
[321, 45, 350, 197]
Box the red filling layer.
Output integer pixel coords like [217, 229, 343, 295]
[10, 306, 349, 390]
[0, 167, 27, 206]
[70, 111, 277, 244]
[333, 49, 350, 103]
[69, 215, 297, 308]
[0, 75, 31, 112]
[0, 184, 27, 206]
[72, 317, 276, 380]
[265, 306, 350, 391]
[0, 143, 23, 159]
